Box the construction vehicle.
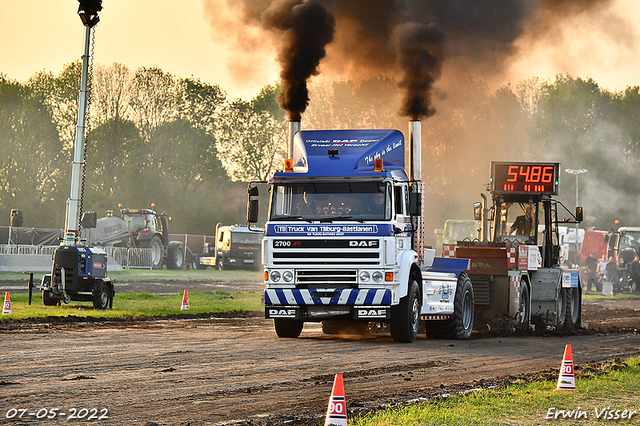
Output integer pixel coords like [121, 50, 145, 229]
[445, 162, 584, 331]
[88, 206, 185, 270]
[191, 223, 262, 270]
[605, 226, 640, 293]
[33, 2, 114, 310]
[117, 206, 185, 270]
[248, 121, 474, 343]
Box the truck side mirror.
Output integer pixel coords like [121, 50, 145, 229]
[575, 206, 583, 222]
[247, 199, 259, 224]
[409, 192, 421, 216]
[473, 202, 482, 221]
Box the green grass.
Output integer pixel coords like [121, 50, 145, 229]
[1, 291, 263, 319]
[582, 293, 640, 301]
[350, 358, 640, 426]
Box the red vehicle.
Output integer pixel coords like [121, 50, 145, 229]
[579, 230, 610, 264]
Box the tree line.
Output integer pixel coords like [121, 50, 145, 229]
[1, 62, 639, 237]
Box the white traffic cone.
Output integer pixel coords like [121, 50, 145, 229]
[2, 291, 12, 315]
[325, 374, 347, 426]
[181, 289, 189, 311]
[554, 344, 576, 391]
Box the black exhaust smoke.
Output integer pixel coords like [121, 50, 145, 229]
[206, 0, 615, 120]
[261, 0, 335, 121]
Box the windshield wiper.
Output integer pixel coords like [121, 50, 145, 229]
[318, 215, 358, 222]
[271, 215, 303, 220]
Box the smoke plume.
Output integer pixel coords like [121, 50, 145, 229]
[204, 0, 615, 120]
[261, 0, 335, 120]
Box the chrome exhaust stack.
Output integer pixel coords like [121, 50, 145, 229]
[288, 120, 301, 159]
[409, 120, 422, 181]
[409, 120, 424, 264]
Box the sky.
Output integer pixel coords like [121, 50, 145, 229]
[0, 0, 639, 101]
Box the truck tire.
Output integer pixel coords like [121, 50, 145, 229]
[426, 273, 474, 340]
[145, 235, 164, 270]
[565, 285, 582, 329]
[93, 281, 110, 310]
[191, 255, 206, 270]
[42, 290, 59, 306]
[390, 279, 421, 343]
[516, 282, 531, 328]
[273, 319, 303, 338]
[166, 241, 185, 270]
[216, 256, 225, 271]
[556, 286, 567, 329]
[321, 320, 341, 335]
[322, 320, 368, 335]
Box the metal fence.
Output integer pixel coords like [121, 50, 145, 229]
[0, 245, 153, 270]
[103, 247, 153, 269]
[0, 244, 57, 256]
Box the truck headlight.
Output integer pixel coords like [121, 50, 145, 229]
[359, 271, 370, 282]
[283, 270, 293, 282]
[372, 271, 383, 283]
[270, 271, 281, 282]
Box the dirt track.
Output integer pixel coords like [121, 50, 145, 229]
[1, 280, 640, 426]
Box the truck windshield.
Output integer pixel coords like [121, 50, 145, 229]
[619, 231, 640, 252]
[232, 232, 263, 244]
[123, 214, 146, 233]
[270, 182, 391, 221]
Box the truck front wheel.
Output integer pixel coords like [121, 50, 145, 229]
[390, 279, 420, 343]
[273, 319, 303, 338]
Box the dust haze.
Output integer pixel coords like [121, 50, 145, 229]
[203, 0, 636, 238]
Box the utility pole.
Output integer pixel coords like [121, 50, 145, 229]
[62, 1, 102, 246]
[565, 168, 588, 246]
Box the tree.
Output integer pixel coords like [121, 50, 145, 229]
[129, 67, 178, 144]
[93, 62, 133, 125]
[0, 74, 65, 227]
[217, 97, 286, 181]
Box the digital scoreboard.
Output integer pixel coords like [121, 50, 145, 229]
[491, 162, 560, 195]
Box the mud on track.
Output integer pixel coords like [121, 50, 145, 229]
[1, 279, 639, 426]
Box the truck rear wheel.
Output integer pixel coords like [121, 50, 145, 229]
[273, 319, 303, 338]
[390, 279, 420, 343]
[166, 241, 185, 270]
[566, 285, 581, 328]
[321, 320, 341, 335]
[426, 273, 474, 340]
[191, 255, 206, 270]
[516, 283, 530, 327]
[556, 286, 567, 329]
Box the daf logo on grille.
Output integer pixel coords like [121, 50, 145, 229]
[349, 240, 378, 247]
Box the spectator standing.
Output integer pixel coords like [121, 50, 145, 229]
[585, 252, 599, 292]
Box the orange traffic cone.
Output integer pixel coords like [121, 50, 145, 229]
[181, 290, 189, 310]
[554, 344, 576, 391]
[325, 374, 347, 426]
[2, 291, 12, 315]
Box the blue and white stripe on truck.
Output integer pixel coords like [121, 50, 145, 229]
[264, 288, 392, 306]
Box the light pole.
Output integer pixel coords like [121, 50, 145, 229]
[565, 168, 588, 241]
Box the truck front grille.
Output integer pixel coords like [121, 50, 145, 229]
[272, 251, 379, 266]
[296, 269, 358, 288]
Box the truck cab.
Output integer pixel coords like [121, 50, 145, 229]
[248, 127, 473, 343]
